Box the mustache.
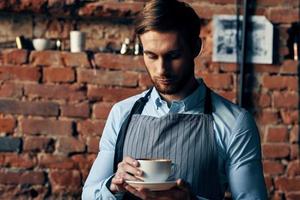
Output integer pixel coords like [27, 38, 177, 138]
[153, 74, 175, 80]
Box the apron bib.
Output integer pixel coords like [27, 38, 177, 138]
[113, 87, 223, 199]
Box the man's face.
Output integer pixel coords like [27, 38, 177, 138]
[140, 31, 195, 95]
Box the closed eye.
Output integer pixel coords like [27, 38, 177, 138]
[144, 51, 158, 59]
[166, 51, 181, 60]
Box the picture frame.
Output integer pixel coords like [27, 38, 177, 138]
[212, 15, 273, 64]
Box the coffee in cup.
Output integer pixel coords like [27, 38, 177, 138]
[137, 159, 173, 182]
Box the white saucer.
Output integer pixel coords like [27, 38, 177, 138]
[125, 180, 176, 191]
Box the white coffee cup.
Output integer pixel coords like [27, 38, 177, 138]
[32, 38, 51, 51]
[137, 159, 173, 182]
[70, 31, 85, 53]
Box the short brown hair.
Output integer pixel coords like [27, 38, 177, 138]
[135, 0, 201, 47]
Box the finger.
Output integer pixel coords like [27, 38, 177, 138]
[176, 179, 190, 192]
[111, 176, 124, 185]
[117, 161, 141, 176]
[110, 176, 125, 192]
[118, 171, 141, 181]
[123, 156, 139, 167]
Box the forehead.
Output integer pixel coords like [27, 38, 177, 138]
[140, 31, 185, 53]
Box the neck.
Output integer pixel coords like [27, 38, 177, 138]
[160, 77, 199, 104]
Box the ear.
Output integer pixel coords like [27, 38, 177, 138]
[193, 37, 202, 58]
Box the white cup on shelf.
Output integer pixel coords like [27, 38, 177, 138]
[70, 31, 85, 53]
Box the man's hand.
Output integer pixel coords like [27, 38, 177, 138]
[125, 179, 195, 200]
[110, 156, 143, 193]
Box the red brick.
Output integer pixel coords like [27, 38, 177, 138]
[263, 160, 285, 175]
[78, 69, 139, 87]
[0, 99, 59, 116]
[43, 67, 75, 83]
[280, 110, 298, 125]
[287, 160, 300, 177]
[38, 154, 75, 169]
[49, 170, 81, 193]
[0, 118, 16, 134]
[0, 83, 23, 98]
[199, 73, 233, 89]
[262, 75, 296, 90]
[254, 64, 280, 74]
[93, 102, 114, 119]
[267, 7, 299, 23]
[17, 0, 47, 12]
[265, 126, 288, 142]
[0, 171, 45, 185]
[262, 143, 290, 159]
[24, 84, 86, 101]
[61, 103, 90, 118]
[290, 125, 299, 143]
[78, 1, 144, 17]
[281, 60, 298, 74]
[87, 136, 100, 153]
[191, 0, 236, 4]
[88, 86, 143, 102]
[256, 0, 297, 6]
[286, 192, 300, 200]
[275, 177, 300, 192]
[71, 154, 96, 181]
[77, 120, 105, 137]
[23, 137, 54, 152]
[290, 144, 299, 159]
[257, 110, 279, 125]
[21, 118, 73, 136]
[94, 53, 145, 71]
[30, 51, 63, 66]
[139, 73, 153, 88]
[0, 65, 40, 82]
[192, 3, 236, 19]
[254, 93, 271, 108]
[273, 92, 298, 109]
[3, 153, 35, 169]
[2, 49, 28, 64]
[62, 52, 91, 68]
[56, 137, 85, 154]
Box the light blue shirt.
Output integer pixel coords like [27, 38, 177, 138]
[82, 79, 267, 200]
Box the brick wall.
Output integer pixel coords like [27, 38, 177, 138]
[0, 0, 299, 199]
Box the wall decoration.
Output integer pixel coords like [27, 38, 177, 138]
[213, 15, 273, 64]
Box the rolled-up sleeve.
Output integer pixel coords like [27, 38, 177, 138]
[226, 110, 268, 200]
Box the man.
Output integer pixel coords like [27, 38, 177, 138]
[82, 0, 267, 199]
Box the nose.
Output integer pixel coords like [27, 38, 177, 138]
[156, 57, 170, 75]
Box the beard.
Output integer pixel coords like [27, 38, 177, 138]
[148, 64, 195, 95]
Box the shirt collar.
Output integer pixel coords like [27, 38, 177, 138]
[150, 79, 206, 112]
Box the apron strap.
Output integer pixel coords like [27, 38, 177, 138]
[204, 86, 213, 114]
[113, 88, 153, 172]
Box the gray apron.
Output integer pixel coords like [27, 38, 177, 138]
[113, 86, 223, 200]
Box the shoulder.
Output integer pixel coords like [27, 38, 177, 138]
[211, 91, 260, 158]
[211, 91, 247, 130]
[211, 91, 258, 140]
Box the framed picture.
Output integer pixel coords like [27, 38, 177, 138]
[212, 15, 273, 64]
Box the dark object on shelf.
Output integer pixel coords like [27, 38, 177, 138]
[15, 36, 34, 50]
